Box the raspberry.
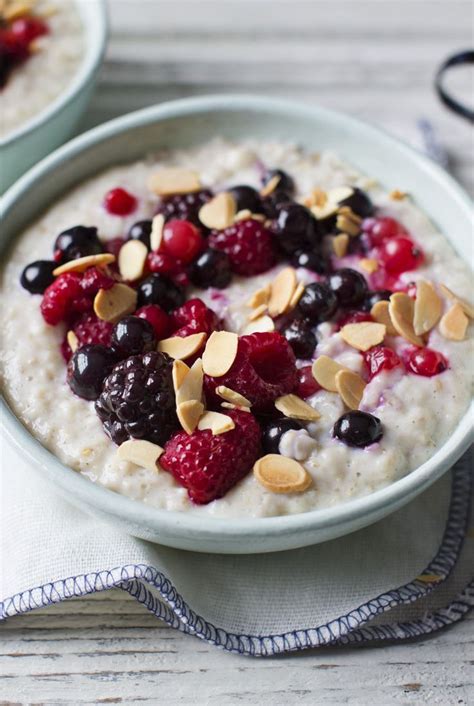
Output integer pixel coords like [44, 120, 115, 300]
[62, 313, 114, 361]
[156, 190, 212, 227]
[147, 251, 181, 275]
[204, 332, 298, 411]
[40, 273, 82, 325]
[170, 298, 220, 338]
[364, 345, 402, 380]
[95, 352, 178, 446]
[208, 219, 276, 276]
[80, 267, 115, 296]
[160, 409, 261, 504]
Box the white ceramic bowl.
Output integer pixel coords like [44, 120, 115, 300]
[0, 0, 107, 192]
[1, 96, 473, 553]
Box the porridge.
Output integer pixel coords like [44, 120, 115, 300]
[0, 0, 83, 140]
[1, 138, 472, 518]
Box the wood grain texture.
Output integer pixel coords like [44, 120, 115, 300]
[2, 1, 473, 703]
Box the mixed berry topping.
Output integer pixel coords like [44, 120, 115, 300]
[67, 345, 117, 401]
[155, 189, 213, 227]
[54, 226, 103, 263]
[406, 347, 448, 377]
[20, 260, 56, 294]
[208, 218, 276, 276]
[188, 248, 232, 289]
[333, 411, 383, 448]
[103, 188, 138, 217]
[136, 273, 185, 311]
[0, 8, 49, 89]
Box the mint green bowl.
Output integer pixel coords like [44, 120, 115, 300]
[0, 0, 107, 192]
[1, 96, 473, 553]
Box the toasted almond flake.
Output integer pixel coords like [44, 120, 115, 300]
[117, 439, 163, 471]
[241, 315, 275, 334]
[413, 280, 442, 335]
[158, 332, 207, 360]
[177, 400, 204, 434]
[147, 168, 201, 196]
[221, 402, 251, 412]
[340, 322, 386, 352]
[359, 258, 379, 274]
[150, 213, 165, 251]
[175, 359, 203, 405]
[247, 284, 271, 309]
[439, 303, 469, 341]
[370, 300, 397, 336]
[253, 455, 312, 494]
[81, 447, 92, 457]
[389, 292, 424, 346]
[53, 253, 115, 276]
[172, 359, 190, 393]
[332, 233, 349, 257]
[310, 201, 339, 220]
[336, 212, 361, 237]
[118, 239, 148, 281]
[440, 284, 474, 319]
[4, 0, 33, 20]
[67, 330, 79, 353]
[260, 174, 281, 197]
[390, 189, 408, 200]
[198, 192, 236, 230]
[275, 394, 320, 421]
[303, 188, 327, 208]
[248, 303, 268, 321]
[415, 573, 443, 584]
[329, 186, 355, 203]
[202, 331, 238, 377]
[93, 283, 137, 324]
[234, 209, 253, 222]
[335, 370, 366, 410]
[268, 267, 297, 317]
[312, 355, 349, 392]
[198, 411, 235, 435]
[337, 205, 362, 222]
[216, 385, 251, 407]
[288, 281, 305, 311]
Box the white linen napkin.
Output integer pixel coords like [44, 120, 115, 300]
[1, 430, 472, 656]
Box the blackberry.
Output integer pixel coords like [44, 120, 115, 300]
[95, 351, 178, 446]
[155, 189, 212, 227]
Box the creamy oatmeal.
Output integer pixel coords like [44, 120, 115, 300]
[1, 139, 472, 517]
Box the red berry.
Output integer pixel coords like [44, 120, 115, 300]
[294, 365, 320, 398]
[204, 332, 298, 411]
[103, 188, 137, 216]
[208, 219, 275, 276]
[170, 298, 220, 338]
[10, 17, 48, 45]
[80, 267, 115, 296]
[364, 345, 402, 380]
[160, 409, 261, 504]
[147, 251, 181, 275]
[362, 216, 407, 242]
[40, 273, 82, 325]
[162, 219, 204, 264]
[378, 237, 424, 273]
[337, 310, 373, 329]
[61, 313, 114, 361]
[406, 348, 448, 377]
[135, 305, 171, 340]
[104, 237, 126, 259]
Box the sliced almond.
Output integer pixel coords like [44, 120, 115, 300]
[312, 355, 349, 392]
[440, 284, 474, 319]
[340, 322, 386, 352]
[275, 394, 320, 421]
[335, 370, 366, 410]
[268, 267, 297, 317]
[118, 239, 148, 281]
[247, 284, 271, 309]
[177, 400, 204, 435]
[94, 283, 137, 323]
[288, 281, 305, 311]
[371, 300, 397, 336]
[198, 411, 235, 435]
[336, 208, 362, 236]
[303, 188, 327, 208]
[117, 439, 163, 471]
[260, 174, 281, 197]
[216, 385, 251, 407]
[67, 330, 79, 353]
[198, 192, 236, 230]
[389, 292, 424, 346]
[413, 280, 442, 335]
[359, 258, 379, 274]
[4, 1, 34, 21]
[329, 186, 354, 203]
[175, 359, 203, 405]
[172, 359, 190, 393]
[332, 233, 349, 258]
[241, 315, 275, 334]
[147, 168, 201, 196]
[221, 402, 251, 412]
[234, 209, 253, 222]
[150, 214, 165, 252]
[158, 333, 207, 360]
[253, 455, 312, 494]
[202, 331, 238, 377]
[53, 253, 115, 276]
[248, 303, 268, 321]
[390, 189, 408, 200]
[439, 303, 469, 341]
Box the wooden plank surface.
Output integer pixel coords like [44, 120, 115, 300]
[2, 1, 473, 703]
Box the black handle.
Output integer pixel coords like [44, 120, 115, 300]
[435, 50, 474, 122]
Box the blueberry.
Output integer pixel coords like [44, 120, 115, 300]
[20, 260, 56, 294]
[280, 318, 317, 359]
[262, 168, 295, 196]
[274, 203, 321, 254]
[298, 282, 338, 323]
[112, 316, 156, 357]
[54, 225, 103, 262]
[291, 249, 330, 274]
[338, 187, 374, 218]
[361, 289, 392, 312]
[67, 344, 116, 400]
[137, 273, 185, 312]
[127, 220, 152, 249]
[261, 189, 293, 218]
[228, 185, 263, 213]
[333, 411, 383, 448]
[188, 248, 232, 289]
[329, 268, 368, 307]
[262, 418, 304, 455]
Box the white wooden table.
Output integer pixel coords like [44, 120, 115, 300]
[1, 2, 473, 703]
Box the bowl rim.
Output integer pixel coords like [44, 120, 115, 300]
[1, 94, 473, 541]
[0, 0, 108, 147]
